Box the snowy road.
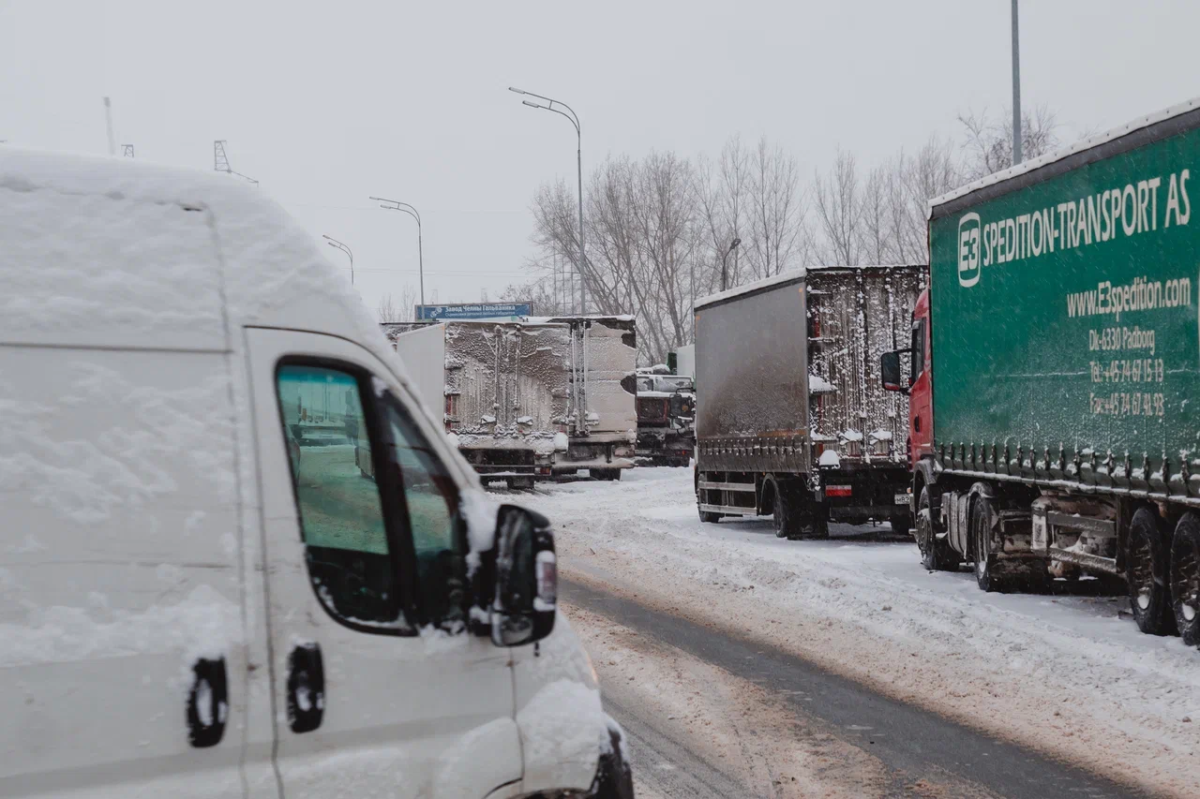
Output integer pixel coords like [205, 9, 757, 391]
[501, 467, 1200, 798]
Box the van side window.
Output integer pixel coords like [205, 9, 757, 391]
[381, 396, 462, 627]
[276, 364, 402, 628]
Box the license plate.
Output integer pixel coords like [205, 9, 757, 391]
[894, 493, 910, 505]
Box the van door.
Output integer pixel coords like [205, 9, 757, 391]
[244, 328, 522, 799]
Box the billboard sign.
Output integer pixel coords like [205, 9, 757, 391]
[415, 302, 532, 321]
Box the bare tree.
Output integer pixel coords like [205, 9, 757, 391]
[376, 284, 418, 323]
[813, 149, 862, 266]
[744, 136, 807, 279]
[958, 105, 1061, 180]
[858, 163, 893, 264]
[697, 136, 751, 292]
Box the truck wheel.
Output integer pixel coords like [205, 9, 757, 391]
[772, 480, 803, 539]
[807, 514, 830, 540]
[971, 495, 1006, 592]
[916, 489, 957, 572]
[1171, 512, 1200, 646]
[1127, 506, 1174, 636]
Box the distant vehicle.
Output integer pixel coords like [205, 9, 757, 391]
[545, 315, 639, 481]
[884, 98, 1200, 649]
[382, 320, 571, 489]
[694, 265, 921, 537]
[808, 264, 924, 532]
[1, 147, 631, 798]
[635, 371, 695, 466]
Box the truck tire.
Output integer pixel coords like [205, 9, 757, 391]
[971, 494, 1007, 593]
[772, 479, 804, 539]
[1127, 506, 1174, 636]
[1171, 512, 1200, 646]
[916, 489, 957, 572]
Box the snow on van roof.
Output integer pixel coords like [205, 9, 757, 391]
[0, 146, 396, 371]
[695, 268, 806, 310]
[928, 95, 1200, 217]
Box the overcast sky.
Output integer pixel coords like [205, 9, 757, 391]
[3, 0, 1198, 316]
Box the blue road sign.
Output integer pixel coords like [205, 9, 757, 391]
[415, 303, 532, 321]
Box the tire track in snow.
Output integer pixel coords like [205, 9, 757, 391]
[565, 575, 1146, 799]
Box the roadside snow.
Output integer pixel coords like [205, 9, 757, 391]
[519, 468, 1200, 797]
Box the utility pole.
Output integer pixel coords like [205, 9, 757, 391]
[369, 197, 425, 308]
[509, 87, 587, 314]
[1011, 0, 1022, 166]
[103, 97, 116, 156]
[322, 235, 354, 285]
[720, 238, 742, 292]
[214, 140, 259, 184]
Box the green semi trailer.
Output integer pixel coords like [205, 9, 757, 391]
[882, 98, 1200, 645]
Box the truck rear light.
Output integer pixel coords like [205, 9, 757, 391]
[826, 485, 853, 497]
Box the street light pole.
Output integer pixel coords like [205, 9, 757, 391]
[1011, 0, 1023, 166]
[369, 197, 424, 309]
[720, 237, 742, 292]
[322, 234, 354, 285]
[509, 86, 587, 314]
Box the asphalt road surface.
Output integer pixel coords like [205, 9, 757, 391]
[564, 577, 1151, 799]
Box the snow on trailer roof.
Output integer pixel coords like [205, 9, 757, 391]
[524, 314, 636, 324]
[806, 263, 926, 272]
[928, 95, 1200, 219]
[695, 268, 806, 310]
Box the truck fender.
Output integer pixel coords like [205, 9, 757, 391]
[913, 457, 941, 523]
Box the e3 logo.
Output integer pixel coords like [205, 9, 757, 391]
[958, 213, 981, 288]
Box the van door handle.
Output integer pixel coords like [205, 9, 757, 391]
[187, 657, 228, 748]
[287, 643, 325, 734]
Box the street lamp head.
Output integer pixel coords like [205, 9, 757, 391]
[522, 100, 543, 110]
[508, 87, 527, 95]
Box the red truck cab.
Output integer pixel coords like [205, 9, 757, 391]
[907, 288, 933, 466]
[882, 287, 933, 468]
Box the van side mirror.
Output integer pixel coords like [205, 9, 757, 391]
[491, 505, 556, 647]
[881, 350, 909, 393]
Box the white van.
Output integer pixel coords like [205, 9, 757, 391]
[0, 148, 633, 799]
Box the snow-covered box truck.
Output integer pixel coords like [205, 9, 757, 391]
[808, 264, 924, 532]
[545, 315, 639, 481]
[882, 98, 1200, 645]
[695, 266, 920, 537]
[382, 320, 571, 488]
